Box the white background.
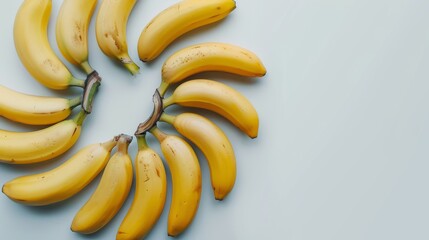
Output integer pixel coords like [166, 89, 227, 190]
[1, 0, 429, 239]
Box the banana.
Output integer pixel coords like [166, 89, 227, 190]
[2, 137, 118, 206]
[0, 110, 87, 164]
[159, 42, 266, 95]
[163, 79, 259, 138]
[14, 0, 85, 90]
[117, 134, 167, 240]
[161, 113, 236, 200]
[56, 0, 97, 74]
[95, 0, 140, 75]
[0, 85, 81, 125]
[150, 127, 201, 237]
[72, 134, 133, 234]
[138, 0, 236, 62]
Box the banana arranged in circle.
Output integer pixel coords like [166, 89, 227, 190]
[138, 0, 236, 62]
[161, 113, 236, 200]
[163, 79, 259, 138]
[14, 0, 85, 90]
[117, 134, 167, 240]
[96, 0, 140, 75]
[2, 137, 118, 206]
[72, 134, 133, 234]
[151, 127, 202, 237]
[159, 42, 266, 95]
[0, 111, 86, 164]
[56, 0, 97, 74]
[0, 85, 81, 125]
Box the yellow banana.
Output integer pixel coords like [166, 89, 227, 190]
[117, 134, 167, 240]
[163, 79, 259, 138]
[72, 134, 133, 234]
[14, 0, 85, 90]
[159, 42, 266, 95]
[95, 0, 140, 75]
[150, 127, 201, 237]
[2, 137, 118, 206]
[0, 111, 87, 164]
[138, 0, 236, 62]
[161, 113, 236, 200]
[0, 85, 81, 125]
[56, 0, 97, 74]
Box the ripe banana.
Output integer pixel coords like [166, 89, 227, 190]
[0, 85, 81, 125]
[56, 0, 97, 74]
[72, 134, 133, 234]
[138, 0, 236, 62]
[14, 0, 85, 90]
[117, 134, 167, 240]
[161, 113, 236, 200]
[2, 137, 118, 206]
[163, 79, 259, 138]
[150, 127, 202, 237]
[159, 42, 266, 95]
[95, 0, 140, 75]
[0, 110, 87, 164]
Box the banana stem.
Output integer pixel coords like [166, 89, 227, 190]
[136, 134, 149, 150]
[162, 96, 174, 109]
[69, 76, 86, 88]
[150, 127, 167, 142]
[135, 90, 164, 135]
[80, 61, 94, 75]
[117, 134, 133, 153]
[120, 56, 140, 75]
[158, 81, 170, 97]
[73, 110, 87, 126]
[69, 96, 83, 109]
[82, 71, 102, 113]
[102, 138, 119, 152]
[160, 113, 176, 125]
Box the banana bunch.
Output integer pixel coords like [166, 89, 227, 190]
[1, 0, 104, 164]
[125, 41, 265, 237]
[2, 0, 267, 238]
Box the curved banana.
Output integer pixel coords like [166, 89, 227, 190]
[95, 0, 140, 75]
[159, 42, 266, 95]
[14, 0, 84, 90]
[0, 111, 87, 164]
[138, 0, 236, 62]
[163, 79, 259, 138]
[117, 134, 167, 240]
[56, 0, 97, 74]
[161, 113, 236, 200]
[0, 85, 81, 125]
[2, 137, 117, 206]
[71, 134, 133, 234]
[150, 127, 201, 237]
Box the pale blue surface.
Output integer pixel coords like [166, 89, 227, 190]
[1, 0, 429, 239]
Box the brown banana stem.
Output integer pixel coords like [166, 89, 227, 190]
[135, 89, 163, 136]
[82, 71, 102, 114]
